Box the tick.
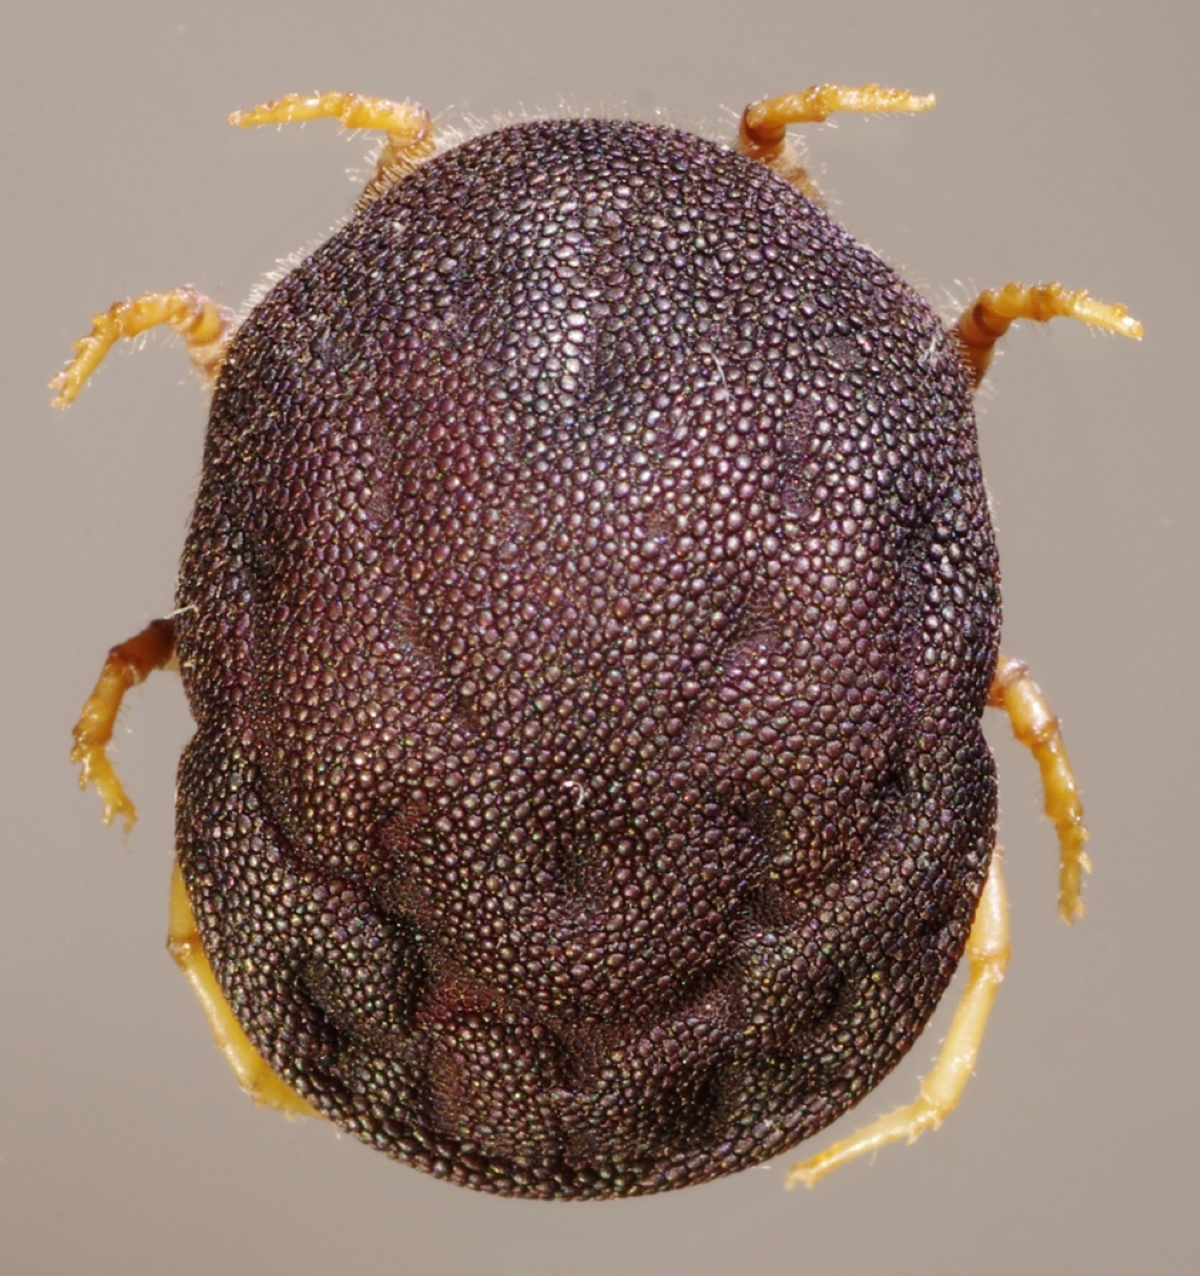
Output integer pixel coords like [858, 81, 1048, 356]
[53, 84, 1142, 1199]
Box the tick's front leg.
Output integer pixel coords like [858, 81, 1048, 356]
[736, 83, 935, 202]
[230, 90, 435, 205]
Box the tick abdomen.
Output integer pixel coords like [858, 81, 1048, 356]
[174, 118, 999, 1197]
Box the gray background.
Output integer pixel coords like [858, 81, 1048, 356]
[3, 1, 1195, 1273]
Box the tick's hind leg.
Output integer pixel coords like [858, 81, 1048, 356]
[70, 618, 177, 830]
[787, 848, 1011, 1187]
[229, 91, 435, 205]
[956, 281, 1143, 386]
[167, 864, 319, 1118]
[49, 288, 231, 407]
[989, 653, 1091, 922]
[736, 83, 935, 202]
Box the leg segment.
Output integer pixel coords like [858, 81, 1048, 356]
[956, 281, 1143, 386]
[989, 653, 1091, 922]
[71, 618, 176, 830]
[737, 84, 935, 200]
[787, 848, 1011, 1187]
[230, 91, 435, 201]
[49, 289, 230, 408]
[167, 863, 319, 1118]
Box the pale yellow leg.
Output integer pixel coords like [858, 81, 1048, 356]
[788, 848, 1011, 1188]
[956, 281, 1144, 386]
[230, 91, 435, 200]
[737, 83, 936, 200]
[49, 288, 230, 407]
[989, 653, 1091, 922]
[168, 864, 320, 1118]
[70, 618, 177, 830]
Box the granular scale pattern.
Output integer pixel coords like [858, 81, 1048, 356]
[174, 118, 1000, 1198]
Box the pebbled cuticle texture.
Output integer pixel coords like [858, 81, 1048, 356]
[175, 118, 1000, 1198]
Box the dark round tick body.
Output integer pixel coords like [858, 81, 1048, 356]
[58, 88, 1138, 1200]
[176, 117, 995, 1197]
